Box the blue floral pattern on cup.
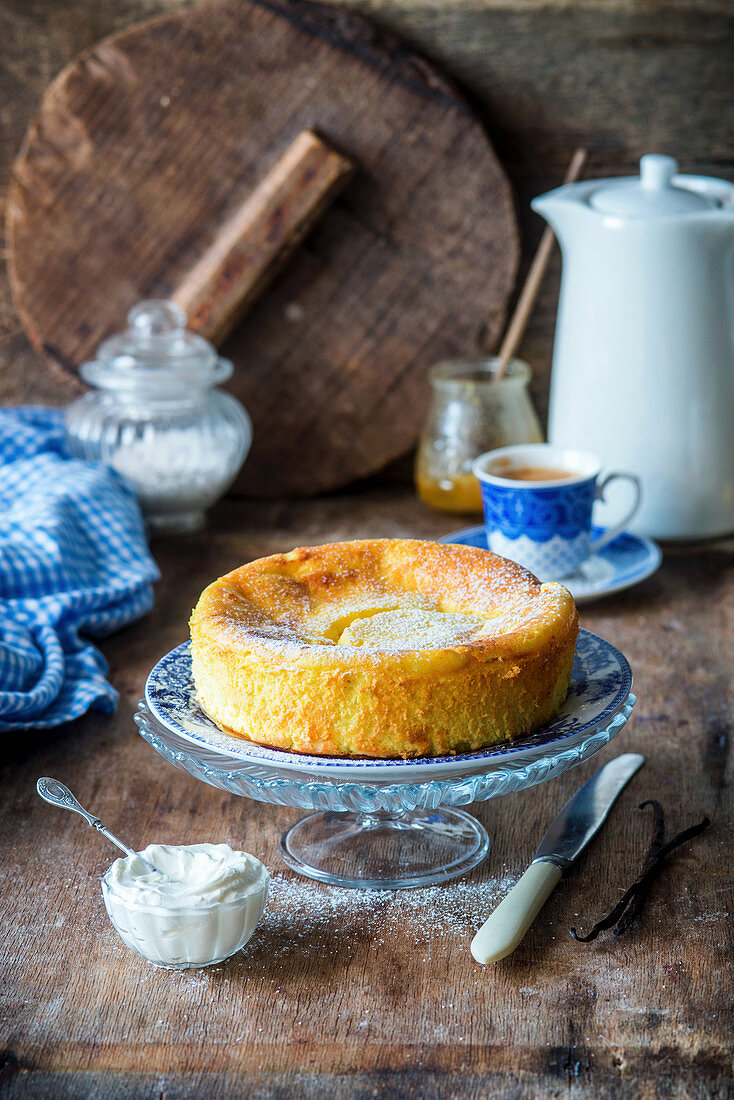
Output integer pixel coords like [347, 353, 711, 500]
[479, 478, 596, 540]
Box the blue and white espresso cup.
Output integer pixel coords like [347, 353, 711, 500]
[472, 444, 641, 581]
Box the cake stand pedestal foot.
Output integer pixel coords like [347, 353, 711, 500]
[279, 808, 489, 889]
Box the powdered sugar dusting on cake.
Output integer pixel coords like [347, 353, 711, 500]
[339, 608, 488, 649]
[200, 538, 564, 660]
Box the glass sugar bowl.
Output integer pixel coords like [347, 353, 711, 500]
[65, 300, 252, 534]
[415, 357, 543, 514]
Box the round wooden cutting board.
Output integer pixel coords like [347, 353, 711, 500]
[7, 0, 518, 496]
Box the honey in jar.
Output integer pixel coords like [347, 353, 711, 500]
[415, 358, 543, 514]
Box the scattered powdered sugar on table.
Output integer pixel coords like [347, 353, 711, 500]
[251, 870, 518, 953]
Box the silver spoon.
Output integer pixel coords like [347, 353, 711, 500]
[36, 777, 158, 872]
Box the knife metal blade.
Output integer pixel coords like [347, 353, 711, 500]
[534, 752, 645, 869]
[470, 752, 645, 964]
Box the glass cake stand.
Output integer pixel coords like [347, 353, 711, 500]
[136, 629, 634, 890]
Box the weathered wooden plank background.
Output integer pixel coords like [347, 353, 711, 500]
[1, 0, 732, 429]
[1, 492, 732, 1097]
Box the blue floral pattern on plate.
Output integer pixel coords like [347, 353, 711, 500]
[139, 630, 634, 801]
[441, 525, 662, 604]
[136, 698, 635, 813]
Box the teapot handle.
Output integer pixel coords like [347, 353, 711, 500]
[590, 473, 642, 554]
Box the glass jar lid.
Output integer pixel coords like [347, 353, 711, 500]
[80, 300, 233, 391]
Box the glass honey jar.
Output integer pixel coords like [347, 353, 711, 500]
[415, 357, 543, 514]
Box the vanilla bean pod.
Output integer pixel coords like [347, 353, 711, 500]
[570, 804, 710, 943]
[613, 800, 666, 936]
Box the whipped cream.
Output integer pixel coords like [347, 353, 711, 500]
[102, 843, 269, 969]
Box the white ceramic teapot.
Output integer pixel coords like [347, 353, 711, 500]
[533, 154, 734, 540]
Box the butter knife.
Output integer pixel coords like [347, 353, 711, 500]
[470, 752, 645, 964]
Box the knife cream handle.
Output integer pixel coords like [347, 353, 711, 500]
[470, 860, 563, 964]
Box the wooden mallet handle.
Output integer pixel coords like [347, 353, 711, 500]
[173, 129, 354, 346]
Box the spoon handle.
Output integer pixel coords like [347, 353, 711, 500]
[36, 777, 140, 862]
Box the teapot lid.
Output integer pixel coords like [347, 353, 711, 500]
[81, 300, 232, 390]
[589, 155, 717, 218]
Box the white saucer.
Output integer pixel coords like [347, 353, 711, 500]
[440, 525, 661, 603]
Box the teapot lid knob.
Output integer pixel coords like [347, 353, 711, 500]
[639, 154, 679, 191]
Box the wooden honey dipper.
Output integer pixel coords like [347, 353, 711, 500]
[494, 148, 587, 379]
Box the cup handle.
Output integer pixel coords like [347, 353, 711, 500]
[589, 472, 642, 555]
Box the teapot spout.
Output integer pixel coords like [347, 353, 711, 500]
[531, 182, 597, 251]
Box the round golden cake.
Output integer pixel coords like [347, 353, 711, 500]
[189, 538, 579, 759]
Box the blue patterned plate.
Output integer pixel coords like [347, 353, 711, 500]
[440, 525, 661, 604]
[143, 630, 633, 783]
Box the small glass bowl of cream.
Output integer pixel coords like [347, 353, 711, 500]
[101, 842, 269, 969]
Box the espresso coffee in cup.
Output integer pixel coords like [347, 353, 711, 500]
[490, 462, 575, 483]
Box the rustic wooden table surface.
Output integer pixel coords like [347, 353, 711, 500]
[1, 488, 732, 1098]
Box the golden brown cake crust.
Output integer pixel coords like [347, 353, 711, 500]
[189, 539, 579, 758]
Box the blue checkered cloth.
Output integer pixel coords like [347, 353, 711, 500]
[0, 407, 159, 730]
